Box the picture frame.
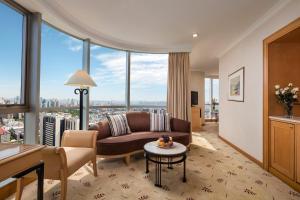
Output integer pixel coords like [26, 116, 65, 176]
[228, 67, 245, 102]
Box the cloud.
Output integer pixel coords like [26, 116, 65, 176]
[91, 45, 102, 50]
[130, 53, 168, 87]
[91, 51, 126, 86]
[91, 51, 168, 89]
[65, 37, 83, 52]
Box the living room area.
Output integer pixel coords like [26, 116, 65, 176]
[1, 0, 300, 200]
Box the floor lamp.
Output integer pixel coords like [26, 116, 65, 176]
[65, 70, 97, 130]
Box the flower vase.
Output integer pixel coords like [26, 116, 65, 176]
[285, 104, 293, 118]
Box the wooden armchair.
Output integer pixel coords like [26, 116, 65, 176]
[16, 130, 98, 200]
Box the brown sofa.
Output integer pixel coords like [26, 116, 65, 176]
[89, 112, 191, 164]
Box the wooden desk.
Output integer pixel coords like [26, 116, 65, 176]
[0, 144, 45, 200]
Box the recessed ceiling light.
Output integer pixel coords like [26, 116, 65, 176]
[193, 33, 198, 38]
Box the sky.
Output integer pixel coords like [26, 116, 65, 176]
[0, 2, 168, 104]
[0, 2, 23, 102]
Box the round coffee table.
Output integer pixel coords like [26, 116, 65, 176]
[144, 141, 187, 187]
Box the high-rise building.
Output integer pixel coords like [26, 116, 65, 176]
[40, 113, 79, 146]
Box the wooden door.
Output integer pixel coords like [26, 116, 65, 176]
[270, 120, 295, 179]
[296, 124, 300, 183]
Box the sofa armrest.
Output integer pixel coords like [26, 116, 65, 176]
[170, 118, 192, 144]
[170, 118, 191, 133]
[61, 130, 97, 149]
[88, 120, 111, 140]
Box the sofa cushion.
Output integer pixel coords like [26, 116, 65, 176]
[97, 131, 190, 155]
[64, 147, 95, 176]
[107, 114, 131, 136]
[126, 112, 150, 132]
[150, 112, 171, 132]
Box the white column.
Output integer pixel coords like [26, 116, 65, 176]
[24, 13, 42, 144]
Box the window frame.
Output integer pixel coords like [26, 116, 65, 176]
[0, 0, 30, 113]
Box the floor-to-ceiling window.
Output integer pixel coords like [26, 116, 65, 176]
[0, 1, 27, 143]
[205, 77, 219, 120]
[39, 22, 83, 145]
[0, 0, 170, 145]
[89, 44, 127, 123]
[130, 53, 168, 112]
[89, 49, 168, 122]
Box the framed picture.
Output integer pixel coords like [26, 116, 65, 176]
[228, 67, 245, 102]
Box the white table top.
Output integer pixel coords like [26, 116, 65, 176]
[144, 141, 187, 156]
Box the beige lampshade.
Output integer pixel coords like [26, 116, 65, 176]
[65, 70, 97, 88]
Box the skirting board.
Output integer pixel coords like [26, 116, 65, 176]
[218, 135, 263, 168]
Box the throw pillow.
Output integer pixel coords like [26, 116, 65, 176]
[164, 113, 171, 132]
[107, 114, 131, 136]
[150, 112, 171, 132]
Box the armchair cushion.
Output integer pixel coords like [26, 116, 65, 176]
[64, 147, 95, 176]
[61, 130, 97, 148]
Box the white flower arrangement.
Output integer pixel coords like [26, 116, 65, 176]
[275, 83, 299, 117]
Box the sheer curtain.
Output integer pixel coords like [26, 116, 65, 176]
[167, 52, 191, 121]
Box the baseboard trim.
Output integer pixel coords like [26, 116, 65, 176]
[218, 135, 263, 168]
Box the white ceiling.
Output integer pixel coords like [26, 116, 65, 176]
[17, 0, 282, 75]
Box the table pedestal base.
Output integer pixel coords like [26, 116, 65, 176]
[145, 153, 186, 187]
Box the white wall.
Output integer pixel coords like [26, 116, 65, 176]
[190, 71, 205, 124]
[219, 0, 300, 162]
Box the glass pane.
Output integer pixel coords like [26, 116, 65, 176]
[0, 113, 24, 144]
[130, 53, 168, 111]
[0, 3, 24, 104]
[89, 107, 127, 124]
[205, 78, 212, 119]
[212, 79, 219, 113]
[89, 45, 126, 106]
[39, 23, 83, 145]
[40, 23, 83, 105]
[212, 79, 219, 102]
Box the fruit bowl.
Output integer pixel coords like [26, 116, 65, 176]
[156, 135, 173, 148]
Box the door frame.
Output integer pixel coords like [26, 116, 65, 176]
[263, 17, 300, 170]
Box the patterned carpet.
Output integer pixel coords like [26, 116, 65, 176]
[8, 123, 300, 200]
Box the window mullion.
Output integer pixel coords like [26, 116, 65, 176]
[24, 12, 42, 144]
[126, 51, 131, 111]
[82, 39, 90, 130]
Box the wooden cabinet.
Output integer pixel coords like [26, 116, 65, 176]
[191, 106, 202, 131]
[296, 124, 300, 183]
[270, 120, 295, 179]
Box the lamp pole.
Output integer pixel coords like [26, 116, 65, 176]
[65, 70, 96, 130]
[74, 88, 88, 130]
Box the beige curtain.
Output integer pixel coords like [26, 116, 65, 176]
[167, 52, 191, 121]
